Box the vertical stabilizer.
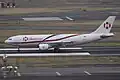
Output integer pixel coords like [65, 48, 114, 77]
[91, 16, 116, 34]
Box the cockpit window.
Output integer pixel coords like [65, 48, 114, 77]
[8, 38, 12, 40]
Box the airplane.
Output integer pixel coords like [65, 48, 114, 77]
[5, 16, 116, 52]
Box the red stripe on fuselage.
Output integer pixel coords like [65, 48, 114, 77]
[43, 34, 78, 42]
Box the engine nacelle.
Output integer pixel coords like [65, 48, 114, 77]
[39, 44, 50, 50]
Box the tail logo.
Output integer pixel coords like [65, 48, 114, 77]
[104, 22, 111, 29]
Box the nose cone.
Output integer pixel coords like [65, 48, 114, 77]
[5, 40, 8, 43]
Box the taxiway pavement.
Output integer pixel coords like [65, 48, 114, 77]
[0, 46, 120, 56]
[0, 46, 119, 80]
[0, 66, 120, 80]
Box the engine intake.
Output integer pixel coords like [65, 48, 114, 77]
[39, 44, 50, 50]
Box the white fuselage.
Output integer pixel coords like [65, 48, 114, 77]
[5, 33, 103, 47]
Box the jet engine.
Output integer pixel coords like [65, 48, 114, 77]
[39, 44, 50, 50]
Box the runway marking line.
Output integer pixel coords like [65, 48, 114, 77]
[84, 71, 91, 75]
[56, 72, 61, 76]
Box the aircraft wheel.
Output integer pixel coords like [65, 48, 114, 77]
[17, 46, 20, 52]
[54, 48, 60, 53]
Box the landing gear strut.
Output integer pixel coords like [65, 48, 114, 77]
[17, 46, 20, 52]
[54, 48, 60, 53]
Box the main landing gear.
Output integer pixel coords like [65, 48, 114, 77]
[17, 46, 20, 52]
[54, 48, 60, 53]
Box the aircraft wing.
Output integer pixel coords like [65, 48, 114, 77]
[0, 53, 90, 58]
[45, 41, 76, 48]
